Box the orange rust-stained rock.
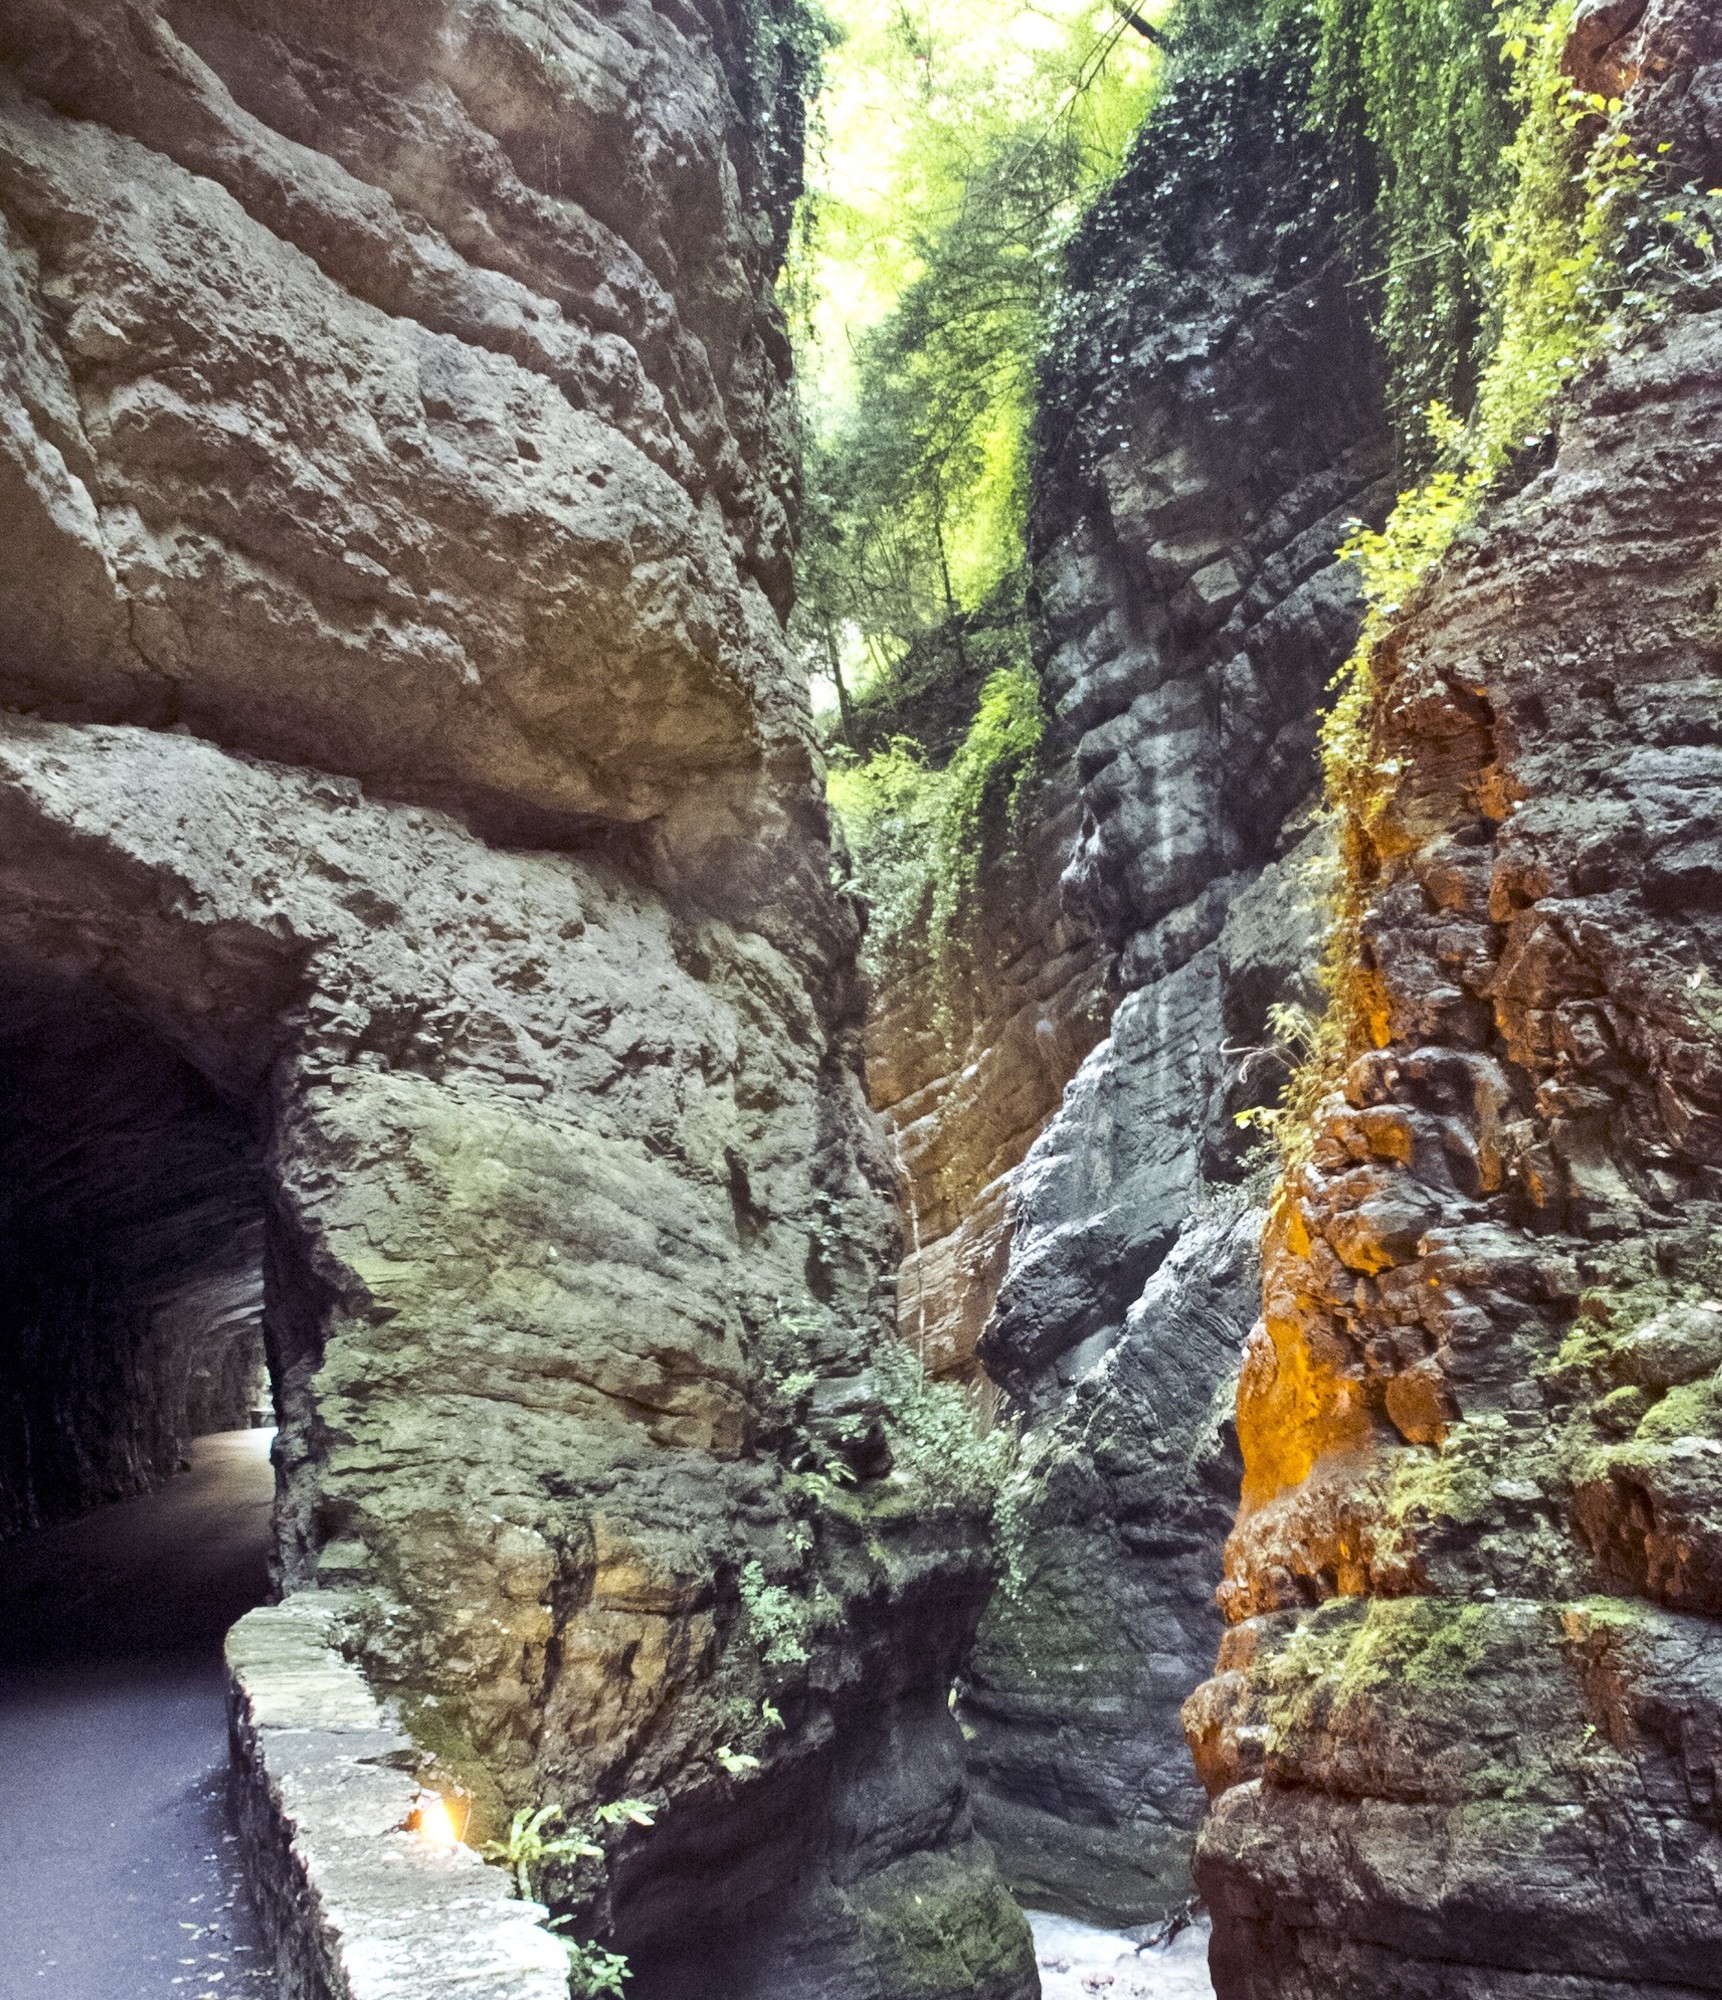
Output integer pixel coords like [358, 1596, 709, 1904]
[1187, 8, 1722, 1992]
[1235, 1205, 1380, 1517]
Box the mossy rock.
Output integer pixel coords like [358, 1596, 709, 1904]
[844, 1841, 1038, 2000]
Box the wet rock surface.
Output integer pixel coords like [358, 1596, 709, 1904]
[863, 747, 1110, 1384]
[0, 6, 1034, 1994]
[1188, 8, 1722, 1994]
[955, 19, 1390, 1924]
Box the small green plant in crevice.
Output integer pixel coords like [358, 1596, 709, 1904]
[872, 1337, 1019, 1519]
[828, 659, 1045, 998]
[593, 1798, 659, 1830]
[481, 1798, 658, 1997]
[557, 1935, 633, 2000]
[482, 1805, 604, 1901]
[1230, 998, 1331, 1163]
[739, 1556, 815, 1667]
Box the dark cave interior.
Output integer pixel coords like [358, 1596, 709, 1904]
[0, 968, 270, 1540]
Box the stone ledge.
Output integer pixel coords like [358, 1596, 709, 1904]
[227, 1595, 568, 2000]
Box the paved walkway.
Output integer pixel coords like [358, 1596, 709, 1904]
[0, 1432, 279, 2000]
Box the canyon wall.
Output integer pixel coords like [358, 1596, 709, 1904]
[862, 735, 1110, 1384]
[1187, 3, 1722, 1994]
[0, 5, 1034, 1994]
[942, 18, 1394, 1924]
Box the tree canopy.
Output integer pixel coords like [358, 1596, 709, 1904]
[789, 1, 1162, 713]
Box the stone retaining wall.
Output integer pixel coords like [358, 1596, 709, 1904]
[227, 1595, 568, 2000]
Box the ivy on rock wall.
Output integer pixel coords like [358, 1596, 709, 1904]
[829, 663, 1044, 990]
[1309, 0, 1515, 453]
[795, 1, 1160, 994]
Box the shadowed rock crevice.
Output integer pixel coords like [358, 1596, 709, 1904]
[935, 11, 1392, 1927]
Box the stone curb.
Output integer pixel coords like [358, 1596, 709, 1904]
[226, 1595, 569, 2000]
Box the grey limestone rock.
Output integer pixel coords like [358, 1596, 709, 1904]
[961, 14, 1389, 1924]
[0, 5, 1035, 1995]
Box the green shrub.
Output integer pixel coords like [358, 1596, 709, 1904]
[828, 662, 1044, 990]
[873, 1339, 1018, 1518]
[738, 1557, 815, 1667]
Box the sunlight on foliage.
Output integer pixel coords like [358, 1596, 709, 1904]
[791, 1, 1163, 703]
[827, 663, 1044, 986]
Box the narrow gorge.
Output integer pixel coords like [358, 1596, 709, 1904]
[0, 2, 1717, 1999]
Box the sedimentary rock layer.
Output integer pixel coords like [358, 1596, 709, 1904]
[955, 22, 1392, 1923]
[863, 747, 1110, 1385]
[0, 5, 1035, 1993]
[1188, 7, 1722, 1992]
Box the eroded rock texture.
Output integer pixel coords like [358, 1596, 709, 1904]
[0, 6, 1034, 1994]
[863, 745, 1110, 1384]
[954, 26, 1393, 1923]
[1187, 7, 1722, 1993]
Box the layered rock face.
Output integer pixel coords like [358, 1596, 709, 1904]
[863, 749, 1110, 1384]
[955, 29, 1394, 1923]
[1187, 6, 1722, 1993]
[0, 5, 1034, 1994]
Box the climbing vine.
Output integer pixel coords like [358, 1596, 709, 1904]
[1308, 0, 1516, 455]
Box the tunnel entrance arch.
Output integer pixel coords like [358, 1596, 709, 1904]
[0, 965, 275, 1544]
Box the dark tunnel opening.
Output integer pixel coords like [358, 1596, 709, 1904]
[0, 969, 284, 1989]
[0, 968, 273, 1546]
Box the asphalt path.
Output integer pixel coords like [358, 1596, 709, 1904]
[0, 1431, 279, 2000]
